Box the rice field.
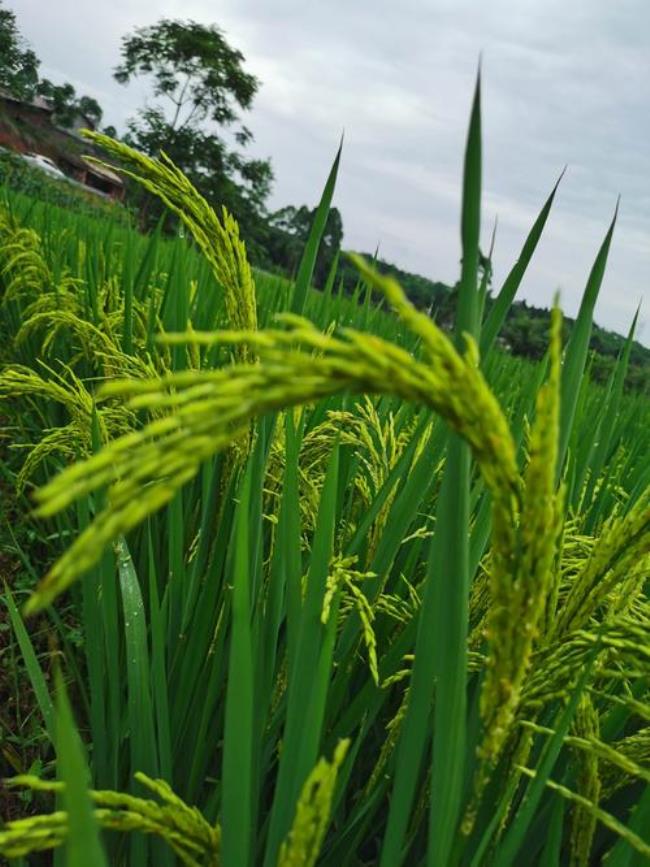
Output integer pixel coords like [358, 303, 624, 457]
[0, 81, 649, 866]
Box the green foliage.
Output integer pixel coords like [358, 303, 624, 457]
[1, 773, 220, 863]
[55, 669, 109, 867]
[114, 16, 273, 240]
[0, 0, 106, 138]
[498, 299, 650, 393]
[0, 150, 131, 222]
[0, 81, 649, 867]
[35, 78, 103, 129]
[0, 1, 39, 99]
[341, 252, 453, 312]
[82, 130, 258, 345]
[265, 204, 344, 287]
[114, 18, 259, 127]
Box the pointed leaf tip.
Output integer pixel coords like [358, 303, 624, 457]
[555, 165, 568, 188]
[605, 198, 620, 238]
[488, 216, 498, 256]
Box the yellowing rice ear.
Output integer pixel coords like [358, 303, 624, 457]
[479, 304, 563, 768]
[82, 131, 258, 358]
[27, 285, 519, 614]
[277, 740, 350, 867]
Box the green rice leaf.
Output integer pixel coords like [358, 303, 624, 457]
[222, 462, 255, 867]
[55, 669, 108, 867]
[291, 139, 342, 316]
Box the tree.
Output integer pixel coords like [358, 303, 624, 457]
[0, 5, 103, 128]
[114, 18, 273, 236]
[265, 205, 343, 285]
[0, 1, 39, 99]
[36, 78, 103, 129]
[77, 94, 103, 128]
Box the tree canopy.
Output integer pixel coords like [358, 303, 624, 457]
[114, 18, 273, 238]
[0, 1, 39, 99]
[114, 18, 258, 131]
[36, 79, 103, 129]
[0, 1, 104, 132]
[264, 205, 343, 283]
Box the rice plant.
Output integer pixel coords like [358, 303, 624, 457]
[0, 75, 649, 866]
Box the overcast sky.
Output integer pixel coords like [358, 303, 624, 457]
[9, 0, 650, 342]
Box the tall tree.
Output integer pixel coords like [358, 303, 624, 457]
[36, 78, 103, 129]
[266, 205, 343, 284]
[0, 1, 39, 99]
[114, 18, 273, 237]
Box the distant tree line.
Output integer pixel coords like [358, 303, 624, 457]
[334, 256, 649, 392]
